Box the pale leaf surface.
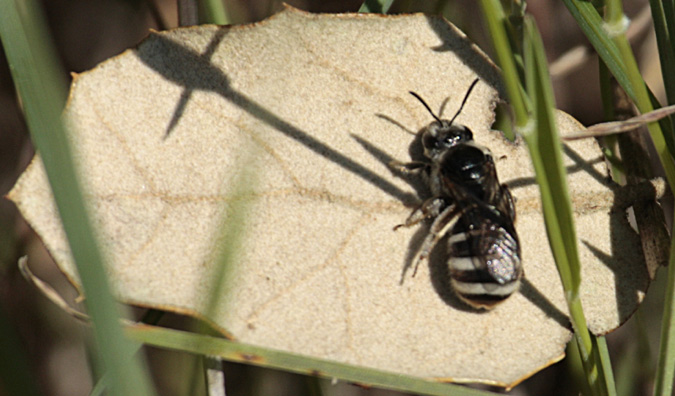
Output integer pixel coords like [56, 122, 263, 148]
[9, 7, 649, 388]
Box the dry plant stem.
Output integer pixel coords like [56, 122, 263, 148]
[178, 0, 198, 26]
[17, 257, 90, 322]
[205, 357, 225, 396]
[562, 104, 675, 140]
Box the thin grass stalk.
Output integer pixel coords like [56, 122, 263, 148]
[0, 0, 156, 395]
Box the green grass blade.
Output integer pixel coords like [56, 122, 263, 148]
[522, 18, 581, 305]
[654, 244, 675, 396]
[126, 324, 503, 396]
[358, 0, 395, 13]
[522, 16, 614, 396]
[479, 0, 529, 127]
[649, 0, 675, 106]
[567, 340, 592, 395]
[479, 2, 619, 394]
[202, 0, 230, 25]
[0, 0, 155, 395]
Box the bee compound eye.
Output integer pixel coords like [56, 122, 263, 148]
[462, 126, 474, 140]
[422, 132, 438, 150]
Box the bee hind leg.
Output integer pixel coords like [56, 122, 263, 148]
[394, 197, 448, 231]
[410, 204, 460, 276]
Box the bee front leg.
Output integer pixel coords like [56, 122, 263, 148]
[388, 160, 428, 176]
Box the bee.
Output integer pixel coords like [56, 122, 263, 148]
[391, 79, 522, 310]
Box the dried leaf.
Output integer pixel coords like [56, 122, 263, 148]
[9, 7, 650, 388]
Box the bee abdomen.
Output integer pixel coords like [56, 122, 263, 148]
[449, 265, 521, 309]
[447, 229, 522, 310]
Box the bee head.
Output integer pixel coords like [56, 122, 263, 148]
[409, 78, 479, 161]
[422, 121, 474, 161]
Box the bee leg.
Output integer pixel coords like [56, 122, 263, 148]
[394, 197, 447, 231]
[388, 160, 428, 176]
[411, 204, 460, 276]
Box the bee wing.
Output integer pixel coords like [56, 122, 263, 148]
[482, 156, 517, 224]
[495, 185, 517, 223]
[458, 192, 520, 285]
[480, 154, 505, 205]
[481, 222, 522, 284]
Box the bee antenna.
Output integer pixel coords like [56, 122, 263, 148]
[409, 91, 442, 124]
[448, 78, 479, 125]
